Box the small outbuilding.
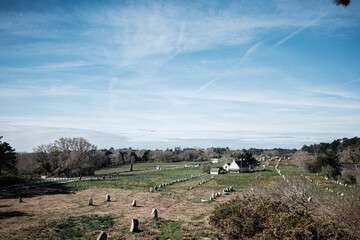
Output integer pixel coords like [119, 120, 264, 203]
[210, 168, 220, 175]
[211, 158, 219, 164]
[341, 164, 360, 172]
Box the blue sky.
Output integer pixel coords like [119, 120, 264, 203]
[1, 0, 359, 152]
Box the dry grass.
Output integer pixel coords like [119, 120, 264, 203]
[0, 187, 240, 239]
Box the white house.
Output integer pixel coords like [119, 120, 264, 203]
[228, 159, 249, 173]
[210, 158, 219, 164]
[210, 168, 220, 175]
[223, 163, 230, 171]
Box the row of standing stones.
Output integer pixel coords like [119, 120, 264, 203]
[275, 159, 346, 199]
[188, 176, 215, 190]
[18, 194, 152, 239]
[148, 174, 203, 192]
[201, 186, 233, 202]
[85, 194, 158, 239]
[92, 185, 234, 240]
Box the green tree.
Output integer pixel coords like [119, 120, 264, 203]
[0, 136, 17, 175]
[308, 153, 341, 178]
[236, 150, 258, 169]
[333, 0, 350, 6]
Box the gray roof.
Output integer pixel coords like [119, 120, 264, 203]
[341, 164, 360, 170]
[210, 168, 220, 172]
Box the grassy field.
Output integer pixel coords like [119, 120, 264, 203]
[95, 162, 200, 175]
[0, 163, 355, 239]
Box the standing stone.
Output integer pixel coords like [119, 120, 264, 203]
[96, 231, 107, 240]
[132, 200, 136, 207]
[149, 187, 153, 192]
[89, 197, 93, 205]
[18, 197, 22, 203]
[130, 219, 139, 232]
[106, 194, 110, 202]
[151, 208, 158, 218]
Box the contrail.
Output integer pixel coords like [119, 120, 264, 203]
[342, 78, 360, 86]
[193, 77, 219, 94]
[159, 40, 264, 115]
[271, 8, 333, 50]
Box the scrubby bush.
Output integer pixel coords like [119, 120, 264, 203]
[201, 163, 211, 174]
[209, 195, 351, 240]
[341, 171, 357, 185]
[322, 192, 360, 238]
[308, 154, 341, 178]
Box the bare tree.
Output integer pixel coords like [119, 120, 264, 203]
[292, 150, 316, 171]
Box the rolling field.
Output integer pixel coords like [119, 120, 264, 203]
[94, 162, 199, 175]
[0, 163, 355, 239]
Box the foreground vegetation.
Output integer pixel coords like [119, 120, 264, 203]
[0, 162, 359, 239]
[1, 134, 359, 239]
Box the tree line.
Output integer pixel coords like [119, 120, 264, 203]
[6, 137, 292, 178]
[293, 137, 360, 181]
[1, 136, 359, 180]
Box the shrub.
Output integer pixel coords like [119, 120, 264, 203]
[209, 195, 350, 240]
[201, 163, 211, 174]
[321, 165, 340, 179]
[342, 171, 357, 185]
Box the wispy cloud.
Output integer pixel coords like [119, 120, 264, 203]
[1, 0, 359, 151]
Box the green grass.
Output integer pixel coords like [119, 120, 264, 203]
[4, 214, 116, 240]
[157, 221, 182, 240]
[191, 212, 209, 220]
[95, 162, 201, 175]
[70, 163, 355, 200]
[67, 167, 202, 191]
[69, 165, 311, 193]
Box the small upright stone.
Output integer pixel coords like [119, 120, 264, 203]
[132, 200, 136, 207]
[149, 187, 153, 192]
[89, 197, 93, 205]
[18, 197, 23, 203]
[130, 219, 139, 232]
[106, 194, 110, 202]
[97, 231, 107, 240]
[151, 208, 158, 218]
